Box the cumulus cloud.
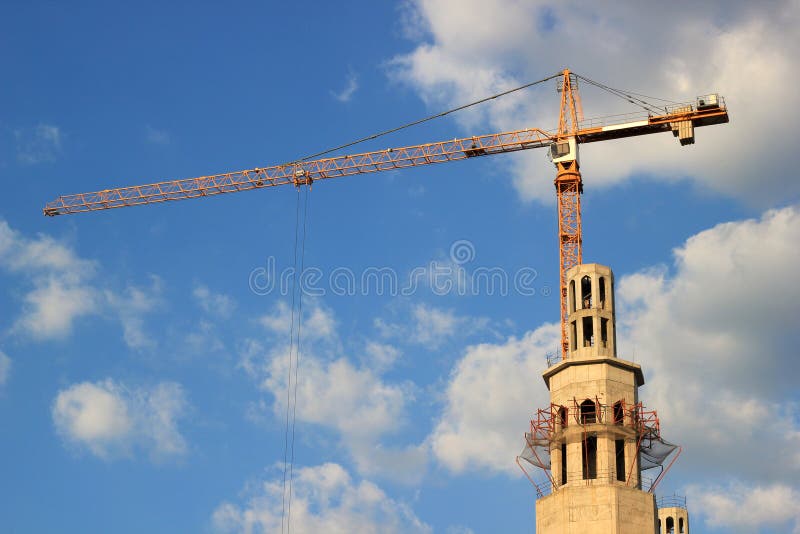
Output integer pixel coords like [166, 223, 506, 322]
[375, 303, 489, 350]
[362, 341, 401, 372]
[391, 0, 800, 206]
[686, 481, 800, 533]
[14, 123, 62, 164]
[257, 300, 335, 342]
[616, 206, 800, 483]
[212, 462, 431, 534]
[52, 379, 189, 461]
[0, 350, 10, 387]
[242, 302, 426, 483]
[0, 220, 99, 339]
[430, 322, 559, 474]
[0, 219, 163, 346]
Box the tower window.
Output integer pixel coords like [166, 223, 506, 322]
[570, 320, 577, 351]
[561, 442, 567, 485]
[582, 434, 597, 480]
[613, 401, 624, 425]
[569, 280, 576, 314]
[679, 518, 684, 533]
[581, 275, 592, 308]
[666, 517, 674, 534]
[601, 318, 609, 348]
[599, 276, 606, 309]
[582, 316, 594, 347]
[580, 399, 596, 424]
[558, 406, 568, 428]
[615, 439, 625, 482]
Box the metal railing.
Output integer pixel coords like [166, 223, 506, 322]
[657, 494, 687, 509]
[577, 96, 727, 131]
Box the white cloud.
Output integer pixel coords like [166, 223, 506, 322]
[257, 300, 336, 343]
[193, 284, 235, 319]
[616, 206, 800, 482]
[0, 220, 99, 339]
[430, 322, 559, 474]
[0, 350, 10, 387]
[243, 302, 426, 483]
[362, 341, 401, 372]
[105, 276, 163, 350]
[52, 379, 189, 461]
[686, 481, 800, 533]
[14, 123, 62, 164]
[212, 462, 431, 534]
[375, 303, 489, 350]
[331, 70, 359, 103]
[16, 276, 99, 339]
[243, 337, 425, 483]
[391, 0, 800, 206]
[0, 220, 163, 346]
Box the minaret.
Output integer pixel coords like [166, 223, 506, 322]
[525, 263, 674, 533]
[657, 495, 689, 534]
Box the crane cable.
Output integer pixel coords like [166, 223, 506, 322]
[575, 74, 672, 116]
[280, 184, 312, 534]
[287, 185, 311, 533]
[280, 187, 302, 534]
[281, 72, 563, 167]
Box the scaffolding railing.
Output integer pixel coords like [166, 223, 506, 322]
[657, 494, 687, 510]
[519, 399, 679, 495]
[519, 470, 658, 496]
[577, 96, 727, 130]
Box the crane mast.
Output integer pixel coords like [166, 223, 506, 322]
[42, 69, 729, 362]
[554, 70, 584, 360]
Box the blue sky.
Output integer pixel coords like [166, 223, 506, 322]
[1, 1, 799, 533]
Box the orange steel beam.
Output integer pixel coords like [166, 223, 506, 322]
[43, 128, 554, 216]
[555, 70, 583, 359]
[554, 161, 583, 358]
[557, 69, 581, 137]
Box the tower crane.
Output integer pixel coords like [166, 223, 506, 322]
[42, 69, 729, 360]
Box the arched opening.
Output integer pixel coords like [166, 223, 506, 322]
[679, 517, 685, 533]
[613, 401, 624, 424]
[582, 316, 594, 347]
[569, 280, 576, 314]
[582, 434, 597, 479]
[570, 320, 577, 351]
[599, 276, 606, 309]
[601, 317, 609, 348]
[666, 516, 674, 534]
[558, 406, 568, 428]
[615, 439, 626, 481]
[658, 518, 662, 533]
[580, 399, 596, 424]
[581, 275, 592, 309]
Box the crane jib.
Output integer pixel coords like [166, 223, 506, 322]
[42, 101, 726, 217]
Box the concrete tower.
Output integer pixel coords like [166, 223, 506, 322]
[657, 495, 689, 534]
[528, 263, 666, 533]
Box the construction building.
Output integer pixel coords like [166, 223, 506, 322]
[519, 264, 686, 533]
